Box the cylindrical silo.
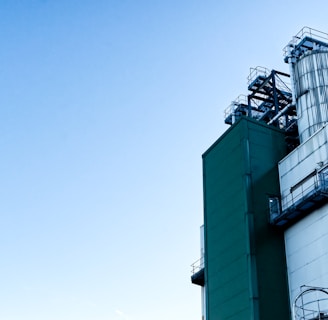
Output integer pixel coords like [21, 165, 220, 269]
[292, 50, 328, 142]
[282, 29, 328, 316]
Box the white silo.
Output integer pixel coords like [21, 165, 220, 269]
[285, 28, 328, 142]
[279, 28, 328, 319]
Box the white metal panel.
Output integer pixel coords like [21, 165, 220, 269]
[279, 124, 328, 211]
[285, 204, 328, 309]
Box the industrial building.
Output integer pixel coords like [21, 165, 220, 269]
[191, 27, 328, 320]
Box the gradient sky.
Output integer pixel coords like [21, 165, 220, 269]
[1, 1, 328, 320]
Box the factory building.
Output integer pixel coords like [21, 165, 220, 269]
[191, 27, 328, 320]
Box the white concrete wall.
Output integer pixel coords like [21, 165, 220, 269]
[285, 203, 328, 309]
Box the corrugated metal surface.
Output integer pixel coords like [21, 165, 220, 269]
[285, 204, 328, 311]
[294, 51, 328, 142]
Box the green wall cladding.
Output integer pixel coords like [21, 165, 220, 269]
[203, 118, 290, 320]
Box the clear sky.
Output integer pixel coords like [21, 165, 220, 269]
[0, 1, 327, 320]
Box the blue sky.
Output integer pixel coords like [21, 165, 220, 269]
[0, 1, 328, 320]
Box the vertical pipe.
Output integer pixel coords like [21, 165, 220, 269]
[272, 70, 280, 127]
[286, 42, 297, 106]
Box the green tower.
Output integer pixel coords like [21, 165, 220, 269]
[202, 117, 290, 320]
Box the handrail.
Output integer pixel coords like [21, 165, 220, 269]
[269, 168, 328, 225]
[191, 257, 204, 275]
[293, 287, 328, 320]
[281, 170, 328, 212]
[223, 94, 248, 119]
[247, 66, 270, 85]
[284, 27, 328, 57]
[295, 27, 328, 44]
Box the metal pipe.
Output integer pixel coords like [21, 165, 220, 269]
[286, 41, 297, 105]
[267, 103, 294, 125]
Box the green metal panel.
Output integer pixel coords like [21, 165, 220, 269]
[203, 118, 290, 320]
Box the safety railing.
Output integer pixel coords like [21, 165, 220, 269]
[270, 168, 328, 225]
[294, 287, 328, 320]
[191, 257, 204, 276]
[247, 66, 270, 86]
[284, 27, 328, 57]
[223, 94, 248, 119]
[294, 27, 328, 46]
[282, 170, 328, 212]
